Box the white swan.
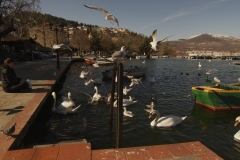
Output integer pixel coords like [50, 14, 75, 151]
[123, 107, 133, 117]
[234, 116, 240, 142]
[234, 116, 240, 126]
[198, 62, 201, 68]
[92, 86, 102, 102]
[61, 92, 75, 108]
[113, 99, 137, 107]
[123, 86, 132, 95]
[83, 86, 102, 104]
[80, 71, 88, 78]
[142, 60, 145, 64]
[148, 110, 187, 127]
[52, 92, 81, 114]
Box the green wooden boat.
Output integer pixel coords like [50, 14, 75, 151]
[192, 76, 240, 111]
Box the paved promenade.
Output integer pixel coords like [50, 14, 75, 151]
[0, 57, 223, 159]
[0, 57, 73, 159]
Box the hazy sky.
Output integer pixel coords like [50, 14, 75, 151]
[40, 0, 239, 40]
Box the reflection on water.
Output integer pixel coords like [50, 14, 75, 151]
[27, 59, 240, 159]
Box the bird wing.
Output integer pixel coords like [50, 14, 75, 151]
[83, 4, 109, 15]
[112, 51, 124, 58]
[157, 34, 174, 44]
[151, 29, 158, 43]
[111, 16, 119, 27]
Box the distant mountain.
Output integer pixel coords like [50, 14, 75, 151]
[188, 33, 239, 41]
[167, 33, 240, 53]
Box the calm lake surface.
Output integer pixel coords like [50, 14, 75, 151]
[24, 58, 240, 159]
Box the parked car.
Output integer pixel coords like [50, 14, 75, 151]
[51, 52, 57, 58]
[41, 52, 50, 59]
[45, 51, 56, 58]
[31, 51, 44, 60]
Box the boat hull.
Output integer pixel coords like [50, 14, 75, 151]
[85, 58, 95, 65]
[192, 85, 240, 111]
[85, 58, 113, 66]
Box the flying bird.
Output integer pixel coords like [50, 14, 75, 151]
[150, 29, 173, 51]
[0, 123, 16, 140]
[83, 4, 119, 27]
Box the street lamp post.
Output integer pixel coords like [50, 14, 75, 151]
[49, 23, 64, 70]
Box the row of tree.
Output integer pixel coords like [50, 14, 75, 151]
[0, 0, 174, 57]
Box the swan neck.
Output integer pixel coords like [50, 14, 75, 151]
[154, 110, 160, 122]
[52, 94, 56, 111]
[95, 87, 98, 94]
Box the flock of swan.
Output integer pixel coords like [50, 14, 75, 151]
[50, 63, 189, 128]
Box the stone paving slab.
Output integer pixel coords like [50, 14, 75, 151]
[2, 141, 222, 160]
[0, 57, 75, 159]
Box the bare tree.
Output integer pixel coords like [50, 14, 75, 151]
[71, 29, 90, 54]
[0, 0, 41, 38]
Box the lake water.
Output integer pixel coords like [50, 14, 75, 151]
[23, 58, 240, 159]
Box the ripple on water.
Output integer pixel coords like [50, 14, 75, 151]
[26, 59, 240, 159]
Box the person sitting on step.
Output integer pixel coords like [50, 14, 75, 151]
[1, 58, 32, 93]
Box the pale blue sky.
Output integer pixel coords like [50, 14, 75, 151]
[40, 0, 239, 40]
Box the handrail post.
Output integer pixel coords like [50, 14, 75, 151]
[116, 62, 123, 148]
[109, 61, 117, 128]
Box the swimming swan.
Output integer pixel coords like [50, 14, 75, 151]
[52, 92, 81, 114]
[198, 62, 201, 68]
[83, 86, 102, 104]
[61, 92, 75, 108]
[148, 110, 187, 127]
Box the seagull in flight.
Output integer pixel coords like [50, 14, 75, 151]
[83, 4, 119, 27]
[150, 29, 174, 51]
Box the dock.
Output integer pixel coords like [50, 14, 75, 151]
[0, 57, 223, 159]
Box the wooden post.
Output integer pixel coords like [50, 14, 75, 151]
[109, 61, 117, 128]
[116, 63, 123, 148]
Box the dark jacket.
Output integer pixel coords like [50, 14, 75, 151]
[1, 65, 21, 88]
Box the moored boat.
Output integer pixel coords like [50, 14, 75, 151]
[85, 58, 95, 65]
[85, 58, 113, 66]
[140, 55, 147, 59]
[192, 79, 240, 111]
[151, 55, 159, 59]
